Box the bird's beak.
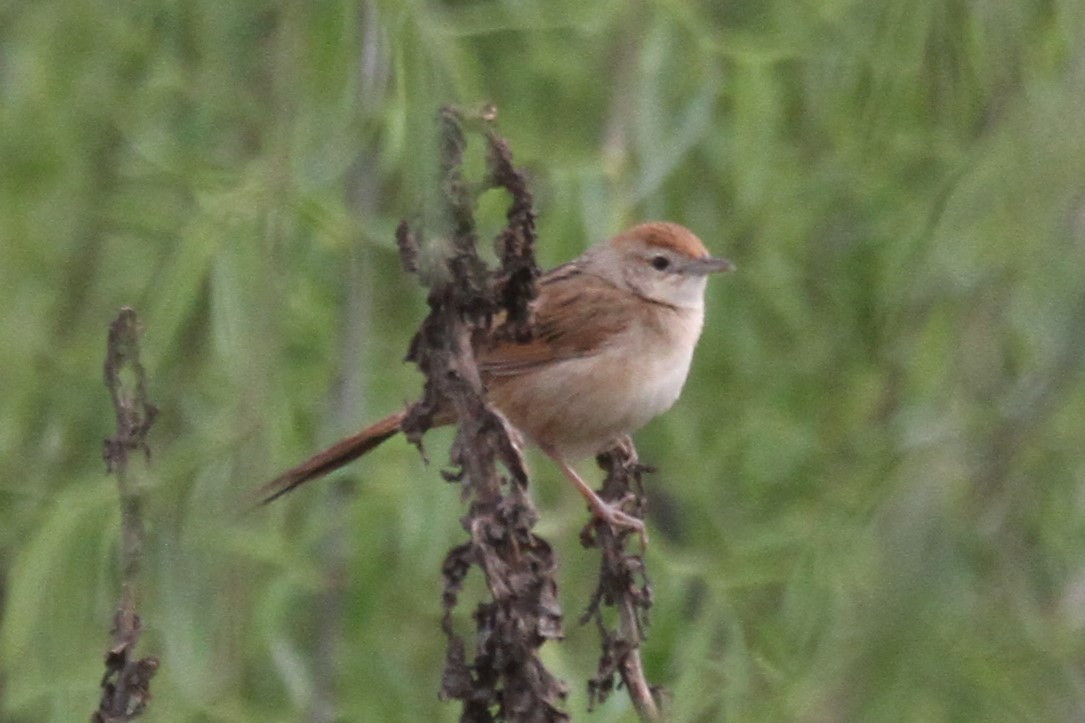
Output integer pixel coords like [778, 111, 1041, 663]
[687, 256, 735, 275]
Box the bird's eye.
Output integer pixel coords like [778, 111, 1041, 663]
[650, 255, 670, 271]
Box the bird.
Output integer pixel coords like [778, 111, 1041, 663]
[259, 221, 733, 541]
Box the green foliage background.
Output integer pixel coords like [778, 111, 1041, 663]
[3, 0, 1085, 720]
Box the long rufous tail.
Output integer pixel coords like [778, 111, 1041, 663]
[258, 409, 408, 504]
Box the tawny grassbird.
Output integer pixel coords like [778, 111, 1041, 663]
[260, 221, 733, 541]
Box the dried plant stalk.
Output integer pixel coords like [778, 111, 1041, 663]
[94, 307, 159, 722]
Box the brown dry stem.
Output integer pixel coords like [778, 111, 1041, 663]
[94, 307, 159, 722]
[581, 440, 661, 721]
[399, 105, 659, 720]
[400, 105, 566, 721]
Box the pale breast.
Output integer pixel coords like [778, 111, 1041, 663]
[487, 304, 704, 460]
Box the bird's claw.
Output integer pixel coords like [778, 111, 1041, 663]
[592, 502, 649, 550]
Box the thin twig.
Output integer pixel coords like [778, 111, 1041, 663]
[94, 307, 159, 722]
[582, 439, 661, 720]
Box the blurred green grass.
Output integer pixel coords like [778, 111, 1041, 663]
[3, 0, 1085, 720]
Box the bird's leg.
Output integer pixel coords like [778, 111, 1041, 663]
[541, 447, 648, 548]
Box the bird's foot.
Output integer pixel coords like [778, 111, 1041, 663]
[590, 498, 648, 549]
[609, 434, 639, 466]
